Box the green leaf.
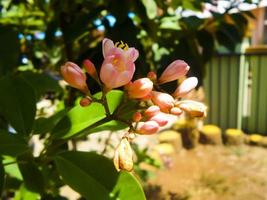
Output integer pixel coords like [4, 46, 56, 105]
[88, 120, 127, 133]
[21, 71, 63, 100]
[0, 130, 29, 157]
[55, 151, 146, 200]
[18, 157, 45, 194]
[0, 25, 20, 75]
[52, 90, 124, 139]
[0, 159, 5, 197]
[160, 16, 181, 30]
[52, 102, 106, 139]
[141, 0, 157, 19]
[0, 76, 36, 135]
[3, 156, 22, 180]
[14, 184, 40, 200]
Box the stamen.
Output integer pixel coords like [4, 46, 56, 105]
[115, 40, 129, 51]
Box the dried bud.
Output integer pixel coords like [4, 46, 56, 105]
[132, 112, 142, 122]
[173, 77, 198, 98]
[151, 91, 174, 113]
[126, 78, 153, 99]
[177, 100, 207, 117]
[147, 71, 157, 81]
[136, 121, 159, 135]
[158, 60, 190, 84]
[113, 138, 134, 172]
[144, 105, 160, 118]
[79, 97, 92, 107]
[60, 62, 88, 93]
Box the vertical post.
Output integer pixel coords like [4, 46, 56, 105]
[237, 39, 250, 129]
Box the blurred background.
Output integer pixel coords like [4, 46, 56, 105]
[1, 0, 267, 199]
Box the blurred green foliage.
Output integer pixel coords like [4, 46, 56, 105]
[0, 0, 258, 85]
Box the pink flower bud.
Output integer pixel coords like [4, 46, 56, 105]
[158, 60, 190, 84]
[136, 121, 159, 135]
[79, 97, 92, 107]
[113, 138, 134, 172]
[173, 77, 198, 98]
[144, 105, 160, 118]
[151, 91, 174, 113]
[149, 112, 169, 127]
[147, 71, 157, 81]
[126, 78, 153, 99]
[132, 112, 142, 122]
[177, 100, 207, 117]
[170, 107, 183, 116]
[83, 59, 99, 82]
[60, 62, 88, 93]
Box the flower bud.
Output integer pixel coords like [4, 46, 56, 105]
[144, 105, 160, 118]
[177, 100, 207, 117]
[147, 71, 157, 81]
[61, 62, 88, 93]
[173, 77, 198, 98]
[126, 78, 153, 99]
[151, 91, 174, 113]
[149, 112, 169, 127]
[132, 112, 142, 122]
[170, 107, 183, 116]
[83, 59, 99, 83]
[79, 97, 92, 107]
[158, 60, 190, 84]
[136, 121, 159, 135]
[113, 138, 134, 172]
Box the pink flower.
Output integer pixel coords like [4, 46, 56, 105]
[151, 91, 174, 113]
[100, 38, 139, 89]
[173, 77, 198, 98]
[136, 121, 159, 135]
[147, 71, 157, 81]
[149, 112, 169, 127]
[61, 62, 88, 93]
[126, 78, 153, 99]
[158, 60, 190, 84]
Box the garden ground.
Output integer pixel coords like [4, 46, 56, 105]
[146, 145, 267, 200]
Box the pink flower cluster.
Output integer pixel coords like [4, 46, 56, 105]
[61, 38, 206, 134]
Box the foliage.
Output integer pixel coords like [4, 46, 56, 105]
[0, 0, 259, 199]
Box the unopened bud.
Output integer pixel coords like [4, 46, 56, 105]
[83, 59, 99, 83]
[147, 71, 157, 81]
[149, 112, 169, 127]
[170, 107, 183, 116]
[132, 112, 142, 122]
[177, 100, 207, 117]
[79, 97, 92, 107]
[126, 78, 153, 99]
[144, 105, 160, 118]
[151, 91, 174, 113]
[60, 62, 88, 93]
[173, 77, 198, 98]
[136, 121, 159, 135]
[158, 60, 190, 84]
[113, 138, 134, 172]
